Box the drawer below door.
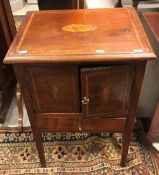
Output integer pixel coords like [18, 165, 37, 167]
[37, 114, 126, 132]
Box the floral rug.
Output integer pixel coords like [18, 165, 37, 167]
[0, 131, 158, 175]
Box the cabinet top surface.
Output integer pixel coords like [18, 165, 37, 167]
[143, 12, 159, 44]
[4, 8, 156, 63]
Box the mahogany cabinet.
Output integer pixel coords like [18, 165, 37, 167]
[4, 8, 156, 167]
[0, 0, 16, 123]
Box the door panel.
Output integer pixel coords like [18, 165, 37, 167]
[25, 65, 80, 113]
[81, 65, 134, 118]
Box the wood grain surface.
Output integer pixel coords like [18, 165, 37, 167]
[4, 8, 155, 64]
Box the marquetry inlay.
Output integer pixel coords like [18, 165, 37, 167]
[62, 24, 97, 32]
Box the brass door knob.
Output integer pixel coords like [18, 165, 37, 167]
[81, 97, 89, 104]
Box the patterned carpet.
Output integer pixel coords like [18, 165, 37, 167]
[0, 131, 158, 175]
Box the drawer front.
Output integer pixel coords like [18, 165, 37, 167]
[37, 116, 126, 132]
[81, 65, 134, 118]
[25, 65, 80, 113]
[38, 118, 79, 131]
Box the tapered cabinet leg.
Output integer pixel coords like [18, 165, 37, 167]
[121, 131, 132, 166]
[32, 128, 46, 167]
[13, 65, 46, 167]
[121, 62, 146, 166]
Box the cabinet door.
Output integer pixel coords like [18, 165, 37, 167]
[81, 65, 134, 118]
[25, 65, 80, 113]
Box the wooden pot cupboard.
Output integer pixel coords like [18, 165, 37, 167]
[4, 8, 156, 167]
